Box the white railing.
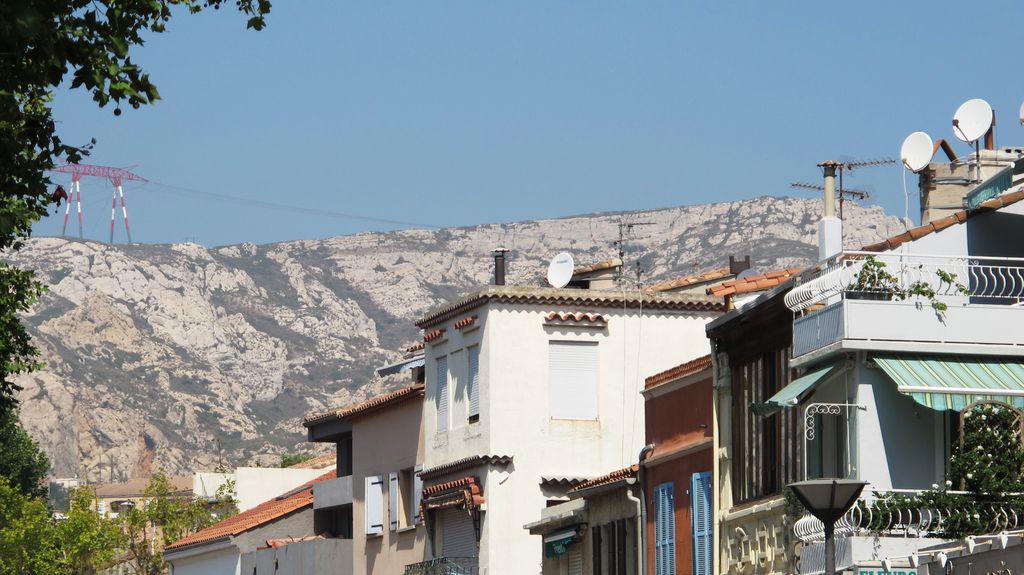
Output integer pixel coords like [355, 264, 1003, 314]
[793, 491, 1024, 543]
[785, 252, 1024, 312]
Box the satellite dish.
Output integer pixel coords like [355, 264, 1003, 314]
[1019, 99, 1024, 126]
[900, 131, 934, 172]
[952, 98, 993, 143]
[547, 252, 575, 288]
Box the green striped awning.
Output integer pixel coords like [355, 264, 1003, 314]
[750, 361, 845, 416]
[873, 355, 1024, 411]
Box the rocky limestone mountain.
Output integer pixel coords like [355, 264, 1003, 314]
[9, 196, 904, 480]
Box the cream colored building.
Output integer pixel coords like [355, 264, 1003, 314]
[412, 269, 722, 575]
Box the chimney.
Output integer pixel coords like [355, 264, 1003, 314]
[817, 161, 843, 261]
[728, 255, 751, 276]
[492, 248, 508, 286]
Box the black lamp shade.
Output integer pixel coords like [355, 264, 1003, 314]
[789, 479, 867, 525]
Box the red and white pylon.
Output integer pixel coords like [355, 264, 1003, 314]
[49, 163, 146, 243]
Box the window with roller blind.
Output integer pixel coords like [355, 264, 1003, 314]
[436, 355, 449, 432]
[467, 345, 480, 422]
[548, 341, 599, 420]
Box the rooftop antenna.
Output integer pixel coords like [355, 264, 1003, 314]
[791, 157, 893, 219]
[613, 219, 655, 286]
[952, 98, 994, 182]
[48, 163, 147, 243]
[547, 252, 574, 288]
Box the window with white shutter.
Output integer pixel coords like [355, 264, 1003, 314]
[389, 472, 400, 531]
[548, 341, 598, 420]
[467, 345, 480, 421]
[413, 464, 424, 525]
[365, 475, 384, 536]
[654, 482, 676, 575]
[436, 356, 449, 432]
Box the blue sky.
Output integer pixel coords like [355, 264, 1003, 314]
[41, 1, 1024, 246]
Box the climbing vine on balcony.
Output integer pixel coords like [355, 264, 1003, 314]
[861, 403, 1024, 539]
[848, 256, 971, 313]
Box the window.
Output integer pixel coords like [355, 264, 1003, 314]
[436, 356, 449, 432]
[468, 345, 480, 422]
[592, 519, 633, 575]
[690, 472, 712, 575]
[365, 475, 384, 535]
[730, 347, 802, 503]
[549, 341, 598, 420]
[389, 465, 423, 530]
[654, 482, 675, 575]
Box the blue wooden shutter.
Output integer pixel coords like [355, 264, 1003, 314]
[654, 482, 676, 575]
[691, 472, 713, 575]
[436, 356, 449, 432]
[468, 346, 480, 418]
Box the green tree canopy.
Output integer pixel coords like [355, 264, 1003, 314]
[0, 0, 271, 407]
[0, 406, 49, 499]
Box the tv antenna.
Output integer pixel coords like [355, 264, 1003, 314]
[547, 252, 575, 289]
[790, 181, 869, 218]
[48, 163, 147, 243]
[791, 157, 894, 219]
[613, 220, 655, 286]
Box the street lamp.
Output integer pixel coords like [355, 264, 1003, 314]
[788, 479, 867, 575]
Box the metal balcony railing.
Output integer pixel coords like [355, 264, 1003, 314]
[404, 557, 479, 575]
[784, 251, 1024, 312]
[793, 490, 1024, 543]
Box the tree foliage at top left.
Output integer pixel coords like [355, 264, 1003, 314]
[0, 0, 271, 406]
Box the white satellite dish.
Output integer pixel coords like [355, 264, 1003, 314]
[900, 131, 934, 172]
[952, 98, 993, 143]
[547, 252, 575, 288]
[1019, 99, 1024, 126]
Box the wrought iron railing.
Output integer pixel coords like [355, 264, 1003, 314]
[404, 557, 479, 575]
[784, 252, 1024, 312]
[793, 491, 1024, 543]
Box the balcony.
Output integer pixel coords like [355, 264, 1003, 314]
[404, 557, 479, 575]
[313, 475, 352, 509]
[786, 252, 1024, 362]
[792, 490, 1023, 574]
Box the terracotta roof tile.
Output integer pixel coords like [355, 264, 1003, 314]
[417, 286, 723, 328]
[285, 452, 335, 469]
[569, 465, 638, 493]
[406, 342, 425, 354]
[303, 384, 425, 426]
[861, 188, 1024, 252]
[646, 267, 732, 293]
[706, 267, 804, 298]
[453, 316, 477, 330]
[423, 329, 446, 342]
[644, 354, 712, 389]
[418, 454, 513, 481]
[544, 311, 608, 324]
[572, 258, 622, 276]
[421, 476, 485, 515]
[165, 470, 335, 552]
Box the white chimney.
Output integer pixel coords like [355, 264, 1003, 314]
[817, 160, 842, 261]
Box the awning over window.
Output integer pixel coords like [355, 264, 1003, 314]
[543, 527, 582, 558]
[750, 361, 844, 416]
[873, 354, 1024, 411]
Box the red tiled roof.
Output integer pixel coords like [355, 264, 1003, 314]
[573, 258, 622, 276]
[286, 452, 335, 469]
[570, 465, 638, 493]
[862, 188, 1024, 252]
[544, 311, 608, 324]
[705, 268, 804, 298]
[646, 267, 732, 293]
[303, 384, 425, 426]
[644, 354, 713, 389]
[418, 454, 513, 481]
[417, 286, 723, 328]
[406, 342, 425, 354]
[165, 470, 335, 552]
[453, 316, 477, 330]
[421, 476, 485, 515]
